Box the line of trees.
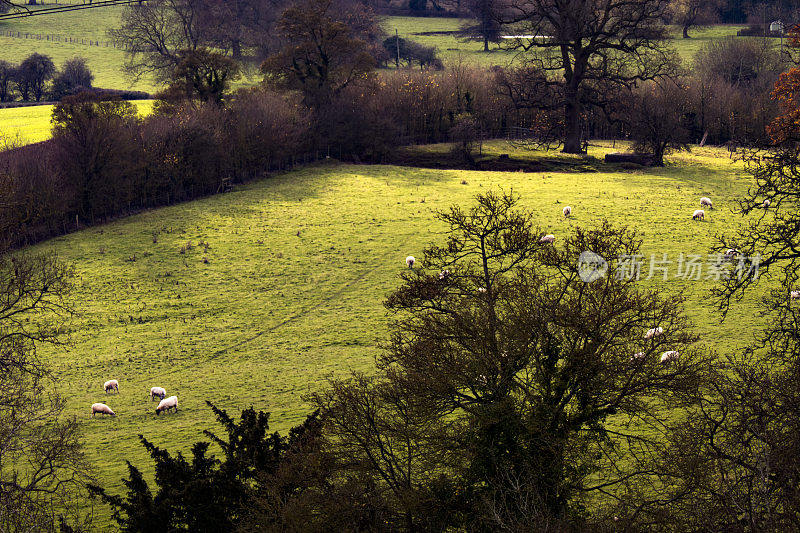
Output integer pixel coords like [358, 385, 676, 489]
[0, 54, 94, 103]
[1, 1, 792, 245]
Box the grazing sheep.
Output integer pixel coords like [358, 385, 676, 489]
[406, 256, 415, 269]
[477, 287, 487, 293]
[692, 209, 705, 221]
[563, 206, 572, 217]
[630, 351, 646, 361]
[91, 403, 115, 417]
[791, 291, 800, 300]
[644, 327, 664, 340]
[104, 379, 119, 394]
[722, 248, 739, 262]
[700, 197, 713, 209]
[763, 199, 771, 208]
[149, 386, 166, 401]
[155, 395, 178, 415]
[539, 234, 555, 244]
[660, 350, 680, 363]
[438, 269, 450, 280]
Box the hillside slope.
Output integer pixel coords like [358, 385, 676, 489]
[31, 145, 765, 526]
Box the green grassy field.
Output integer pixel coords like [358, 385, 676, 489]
[0, 3, 752, 92]
[27, 142, 767, 527]
[0, 100, 154, 144]
[388, 17, 748, 67]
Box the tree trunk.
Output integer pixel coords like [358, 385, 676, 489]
[484, 34, 489, 52]
[563, 91, 583, 154]
[683, 24, 690, 38]
[652, 145, 665, 167]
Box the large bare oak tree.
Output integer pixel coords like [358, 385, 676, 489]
[500, 0, 678, 153]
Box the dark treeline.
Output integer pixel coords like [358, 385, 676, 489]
[0, 26, 788, 246]
[0, 54, 149, 103]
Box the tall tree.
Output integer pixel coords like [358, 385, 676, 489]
[110, 0, 206, 84]
[314, 192, 712, 528]
[170, 48, 240, 104]
[261, 0, 378, 109]
[16, 53, 55, 102]
[714, 63, 800, 309]
[458, 0, 504, 52]
[668, 0, 723, 38]
[500, 0, 678, 153]
[0, 60, 15, 102]
[624, 79, 693, 166]
[197, 0, 286, 62]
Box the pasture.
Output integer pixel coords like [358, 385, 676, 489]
[28, 142, 766, 526]
[0, 99, 154, 144]
[0, 7, 755, 145]
[0, 1, 154, 91]
[388, 17, 747, 66]
[0, 3, 751, 89]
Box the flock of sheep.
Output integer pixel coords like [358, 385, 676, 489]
[400, 195, 781, 367]
[91, 379, 178, 418]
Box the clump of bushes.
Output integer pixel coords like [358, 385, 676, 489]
[382, 35, 443, 70]
[0, 88, 308, 246]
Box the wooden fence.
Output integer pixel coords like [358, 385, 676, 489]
[0, 29, 124, 48]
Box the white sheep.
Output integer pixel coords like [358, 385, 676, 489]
[563, 206, 572, 217]
[700, 197, 713, 209]
[539, 234, 555, 244]
[723, 248, 739, 262]
[644, 327, 664, 340]
[155, 395, 178, 415]
[660, 350, 680, 363]
[104, 379, 119, 394]
[791, 291, 800, 300]
[438, 269, 450, 280]
[477, 287, 487, 293]
[763, 199, 771, 208]
[149, 386, 166, 401]
[630, 351, 646, 361]
[692, 209, 705, 221]
[91, 403, 115, 417]
[406, 256, 415, 269]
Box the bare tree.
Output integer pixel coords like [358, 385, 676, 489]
[499, 0, 679, 153]
[0, 252, 93, 532]
[458, 0, 504, 52]
[624, 79, 693, 166]
[314, 192, 713, 528]
[668, 0, 724, 38]
[110, 0, 207, 84]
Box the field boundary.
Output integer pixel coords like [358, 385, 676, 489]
[0, 29, 123, 48]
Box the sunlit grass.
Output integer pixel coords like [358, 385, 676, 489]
[25, 141, 768, 527]
[0, 100, 154, 144]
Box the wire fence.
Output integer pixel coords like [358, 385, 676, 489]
[0, 29, 124, 48]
